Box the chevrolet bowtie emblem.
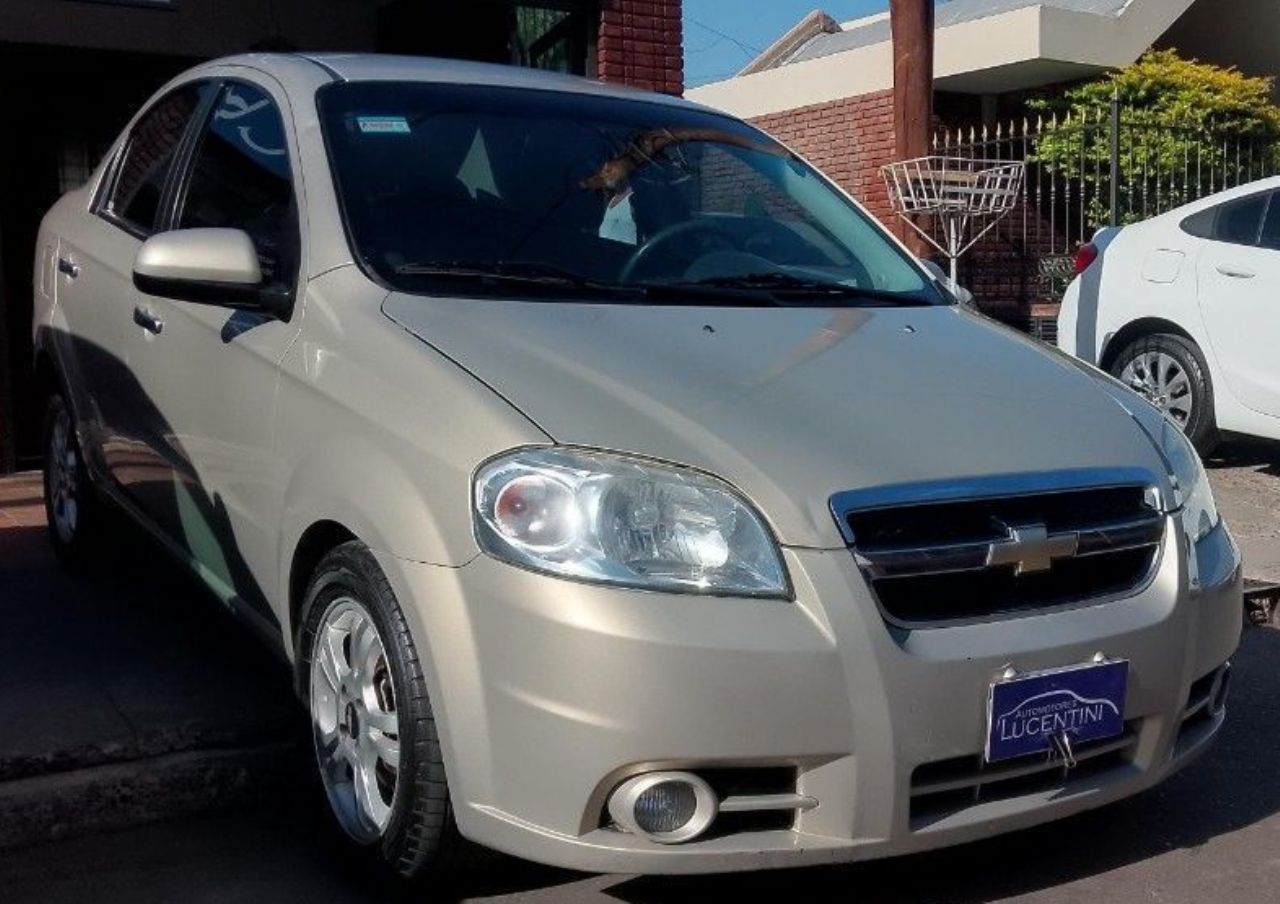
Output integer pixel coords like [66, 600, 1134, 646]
[986, 522, 1079, 575]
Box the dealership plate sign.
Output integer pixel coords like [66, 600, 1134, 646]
[986, 661, 1128, 763]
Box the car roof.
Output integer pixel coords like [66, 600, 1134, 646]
[198, 52, 706, 112]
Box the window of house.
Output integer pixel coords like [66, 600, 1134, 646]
[177, 83, 298, 289]
[103, 83, 208, 234]
[512, 5, 592, 75]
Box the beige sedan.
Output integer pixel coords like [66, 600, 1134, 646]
[33, 53, 1241, 877]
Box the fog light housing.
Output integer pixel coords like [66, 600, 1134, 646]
[1209, 662, 1232, 716]
[607, 772, 718, 844]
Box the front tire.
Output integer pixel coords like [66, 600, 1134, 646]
[298, 541, 475, 878]
[1110, 333, 1219, 456]
[42, 392, 101, 565]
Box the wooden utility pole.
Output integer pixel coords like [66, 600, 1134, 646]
[890, 0, 934, 163]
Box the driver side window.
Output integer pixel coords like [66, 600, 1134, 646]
[102, 83, 210, 236]
[177, 82, 299, 291]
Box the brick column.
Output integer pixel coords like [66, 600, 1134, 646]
[597, 0, 683, 96]
[752, 91, 901, 233]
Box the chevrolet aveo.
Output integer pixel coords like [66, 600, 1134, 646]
[34, 54, 1241, 877]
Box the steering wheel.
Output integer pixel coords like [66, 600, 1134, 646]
[618, 219, 734, 284]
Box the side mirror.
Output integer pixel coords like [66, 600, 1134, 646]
[133, 228, 291, 320]
[921, 260, 975, 307]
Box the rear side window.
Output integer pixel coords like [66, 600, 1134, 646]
[1259, 193, 1280, 250]
[177, 82, 298, 289]
[1182, 192, 1268, 246]
[104, 83, 208, 235]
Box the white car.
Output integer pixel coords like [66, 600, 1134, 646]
[1059, 177, 1280, 453]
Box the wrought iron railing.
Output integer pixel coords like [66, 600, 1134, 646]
[933, 100, 1280, 319]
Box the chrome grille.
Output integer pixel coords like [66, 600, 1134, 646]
[831, 469, 1165, 627]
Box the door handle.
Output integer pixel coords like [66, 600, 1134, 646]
[133, 306, 164, 335]
[57, 256, 80, 279]
[1216, 264, 1256, 279]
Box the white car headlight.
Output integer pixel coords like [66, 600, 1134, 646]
[473, 448, 789, 598]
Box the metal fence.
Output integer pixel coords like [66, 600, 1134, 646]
[933, 98, 1280, 325]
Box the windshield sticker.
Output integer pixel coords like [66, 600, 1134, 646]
[357, 116, 411, 135]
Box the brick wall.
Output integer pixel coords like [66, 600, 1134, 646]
[750, 90, 898, 231]
[598, 0, 683, 95]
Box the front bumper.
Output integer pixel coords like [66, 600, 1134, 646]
[377, 518, 1241, 874]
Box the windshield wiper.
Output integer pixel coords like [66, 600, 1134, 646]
[394, 260, 624, 292]
[394, 261, 786, 306]
[663, 272, 934, 306]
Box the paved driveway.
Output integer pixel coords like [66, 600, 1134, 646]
[1208, 438, 1280, 584]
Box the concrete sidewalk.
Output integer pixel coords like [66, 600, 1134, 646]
[0, 472, 301, 847]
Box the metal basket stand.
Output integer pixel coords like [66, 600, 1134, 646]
[881, 156, 1026, 285]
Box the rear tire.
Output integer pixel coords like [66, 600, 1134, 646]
[1109, 333, 1219, 457]
[297, 541, 482, 878]
[42, 392, 102, 565]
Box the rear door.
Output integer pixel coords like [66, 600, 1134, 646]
[125, 77, 304, 623]
[1195, 190, 1280, 418]
[54, 82, 210, 489]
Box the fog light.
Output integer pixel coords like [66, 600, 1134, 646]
[607, 772, 717, 844]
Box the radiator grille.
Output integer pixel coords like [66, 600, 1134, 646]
[831, 471, 1164, 626]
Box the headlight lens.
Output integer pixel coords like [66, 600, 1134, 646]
[474, 448, 789, 598]
[1091, 374, 1220, 542]
[1152, 415, 1220, 542]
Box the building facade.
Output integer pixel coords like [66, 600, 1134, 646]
[0, 0, 683, 471]
[687, 0, 1280, 323]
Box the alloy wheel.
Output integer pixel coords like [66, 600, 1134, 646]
[1120, 351, 1194, 427]
[310, 597, 401, 844]
[47, 409, 80, 544]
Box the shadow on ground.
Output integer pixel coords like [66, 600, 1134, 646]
[0, 484, 299, 779]
[1206, 436, 1280, 477]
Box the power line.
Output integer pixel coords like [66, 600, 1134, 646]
[686, 17, 763, 59]
[686, 34, 727, 55]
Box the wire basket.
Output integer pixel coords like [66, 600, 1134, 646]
[881, 156, 1024, 217]
[880, 156, 1026, 284]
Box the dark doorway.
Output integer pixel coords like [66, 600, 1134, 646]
[377, 0, 596, 75]
[0, 2, 603, 472]
[0, 43, 193, 470]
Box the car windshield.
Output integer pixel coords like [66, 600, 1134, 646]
[319, 81, 943, 306]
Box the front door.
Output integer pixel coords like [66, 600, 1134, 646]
[126, 78, 304, 624]
[1196, 190, 1280, 419]
[58, 82, 209, 494]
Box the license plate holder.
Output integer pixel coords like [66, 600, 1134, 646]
[986, 660, 1128, 764]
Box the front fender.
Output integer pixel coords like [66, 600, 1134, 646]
[274, 267, 550, 650]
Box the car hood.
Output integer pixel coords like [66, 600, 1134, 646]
[383, 296, 1170, 549]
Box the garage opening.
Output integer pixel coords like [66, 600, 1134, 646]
[0, 0, 602, 471]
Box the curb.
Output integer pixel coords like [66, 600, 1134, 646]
[0, 741, 301, 850]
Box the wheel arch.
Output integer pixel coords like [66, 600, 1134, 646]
[277, 434, 480, 659]
[1100, 317, 1198, 372]
[287, 519, 358, 659]
[33, 346, 59, 403]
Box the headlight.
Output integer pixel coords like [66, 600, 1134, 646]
[473, 448, 789, 598]
[1151, 415, 1220, 542]
[1097, 377, 1220, 542]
